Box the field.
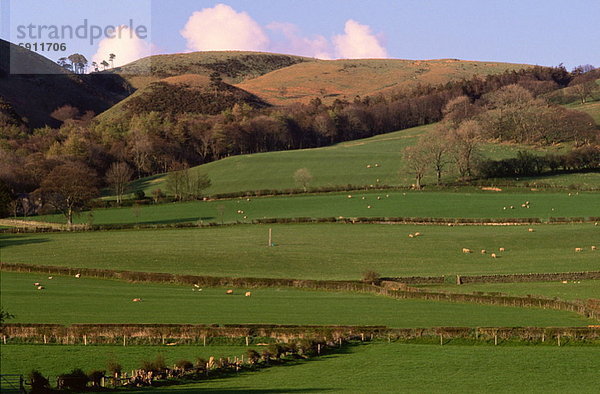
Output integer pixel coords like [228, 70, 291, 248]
[1, 272, 590, 327]
[2, 223, 598, 279]
[130, 343, 600, 393]
[35, 189, 600, 226]
[418, 281, 600, 301]
[117, 124, 588, 199]
[0, 344, 254, 378]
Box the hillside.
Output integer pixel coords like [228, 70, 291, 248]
[112, 51, 311, 90]
[237, 58, 532, 105]
[0, 39, 132, 128]
[124, 123, 580, 198]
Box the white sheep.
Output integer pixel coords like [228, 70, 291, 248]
[592, 246, 597, 251]
[528, 228, 535, 232]
[491, 253, 497, 258]
[462, 248, 472, 254]
[575, 248, 582, 252]
[75, 274, 81, 278]
[499, 247, 505, 252]
[37, 286, 44, 290]
[226, 289, 234, 295]
[245, 292, 252, 297]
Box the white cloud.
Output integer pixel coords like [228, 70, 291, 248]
[267, 22, 332, 59]
[92, 26, 153, 69]
[333, 20, 388, 59]
[180, 3, 269, 52]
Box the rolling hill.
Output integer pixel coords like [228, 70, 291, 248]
[0, 39, 132, 128]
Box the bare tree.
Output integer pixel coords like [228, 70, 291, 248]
[37, 163, 98, 225]
[106, 162, 133, 205]
[448, 120, 481, 179]
[403, 144, 430, 189]
[294, 168, 313, 192]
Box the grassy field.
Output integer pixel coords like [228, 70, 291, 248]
[0, 344, 254, 378]
[37, 189, 600, 226]
[130, 343, 600, 393]
[117, 124, 585, 199]
[2, 223, 598, 279]
[2, 272, 590, 327]
[418, 281, 600, 301]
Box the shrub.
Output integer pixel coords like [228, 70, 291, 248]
[28, 370, 50, 392]
[175, 359, 193, 371]
[107, 358, 122, 376]
[88, 370, 105, 387]
[134, 189, 146, 200]
[58, 368, 89, 391]
[194, 357, 207, 370]
[362, 270, 381, 285]
[246, 349, 260, 364]
[140, 354, 167, 372]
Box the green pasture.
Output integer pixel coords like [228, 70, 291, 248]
[2, 223, 598, 279]
[0, 344, 254, 378]
[34, 189, 600, 225]
[1, 272, 590, 327]
[117, 124, 576, 199]
[133, 343, 600, 393]
[418, 280, 600, 301]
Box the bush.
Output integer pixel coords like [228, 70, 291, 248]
[28, 370, 50, 393]
[88, 370, 105, 387]
[140, 354, 167, 373]
[134, 189, 146, 200]
[246, 349, 260, 364]
[106, 358, 122, 376]
[58, 368, 89, 391]
[175, 359, 193, 371]
[362, 270, 381, 285]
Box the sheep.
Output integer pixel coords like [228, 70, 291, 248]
[347, 195, 353, 198]
[561, 281, 568, 284]
[362, 197, 366, 200]
[375, 164, 380, 167]
[491, 253, 497, 258]
[510, 206, 515, 209]
[367, 164, 372, 168]
[521, 204, 527, 208]
[408, 234, 414, 238]
[245, 292, 252, 297]
[377, 196, 381, 200]
[75, 273, 81, 278]
[462, 248, 472, 254]
[528, 228, 535, 232]
[132, 298, 142, 302]
[37, 286, 44, 290]
[503, 207, 507, 210]
[367, 205, 372, 209]
[575, 248, 582, 252]
[34, 282, 40, 286]
[226, 290, 234, 295]
[414, 232, 421, 237]
[499, 247, 505, 252]
[194, 284, 200, 288]
[386, 194, 389, 198]
[481, 249, 486, 254]
[592, 246, 597, 251]
[48, 276, 53, 280]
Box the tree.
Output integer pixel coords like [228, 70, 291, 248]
[0, 307, 14, 324]
[106, 162, 133, 205]
[448, 120, 481, 179]
[421, 125, 450, 185]
[67, 53, 88, 74]
[109, 53, 116, 68]
[403, 144, 430, 189]
[569, 73, 598, 104]
[293, 168, 313, 192]
[37, 163, 98, 225]
[101, 60, 109, 70]
[166, 165, 211, 201]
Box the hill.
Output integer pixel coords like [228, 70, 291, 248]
[0, 39, 132, 128]
[124, 123, 578, 198]
[237, 58, 532, 105]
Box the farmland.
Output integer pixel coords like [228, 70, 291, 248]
[2, 223, 598, 279]
[1, 272, 590, 327]
[128, 343, 600, 393]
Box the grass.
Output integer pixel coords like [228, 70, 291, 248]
[417, 281, 600, 301]
[2, 272, 590, 327]
[0, 344, 254, 378]
[35, 188, 600, 225]
[116, 124, 587, 199]
[1, 223, 599, 280]
[130, 342, 600, 393]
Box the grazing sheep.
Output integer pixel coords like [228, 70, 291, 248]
[386, 194, 389, 198]
[367, 205, 372, 209]
[243, 216, 247, 219]
[462, 248, 472, 254]
[521, 204, 527, 208]
[37, 286, 44, 290]
[132, 298, 141, 302]
[561, 281, 568, 284]
[226, 290, 234, 295]
[510, 206, 515, 209]
[245, 292, 252, 297]
[575, 248, 582, 252]
[491, 253, 497, 258]
[367, 165, 371, 168]
[408, 234, 414, 238]
[194, 284, 200, 288]
[362, 197, 366, 200]
[347, 195, 353, 198]
[503, 207, 507, 210]
[414, 232, 421, 237]
[75, 274, 81, 278]
[377, 196, 381, 200]
[376, 179, 380, 183]
[592, 246, 597, 251]
[481, 250, 486, 254]
[34, 282, 40, 286]
[528, 228, 535, 232]
[375, 164, 380, 167]
[48, 276, 53, 280]
[499, 247, 505, 252]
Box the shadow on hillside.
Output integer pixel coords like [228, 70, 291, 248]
[0, 235, 49, 248]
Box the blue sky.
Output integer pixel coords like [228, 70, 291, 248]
[1, 0, 599, 69]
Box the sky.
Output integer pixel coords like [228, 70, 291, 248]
[1, 0, 599, 71]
